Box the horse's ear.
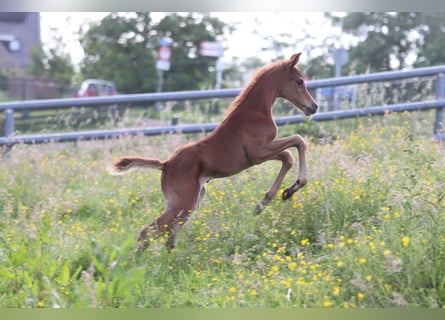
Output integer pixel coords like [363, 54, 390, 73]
[289, 52, 302, 68]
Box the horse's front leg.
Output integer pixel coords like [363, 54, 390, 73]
[281, 136, 307, 200]
[248, 134, 308, 211]
[254, 150, 294, 214]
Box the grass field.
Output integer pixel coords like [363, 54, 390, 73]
[0, 111, 444, 308]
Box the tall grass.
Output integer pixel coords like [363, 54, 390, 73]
[0, 112, 444, 308]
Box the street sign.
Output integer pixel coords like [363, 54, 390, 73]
[158, 45, 171, 61]
[199, 41, 222, 57]
[159, 37, 172, 46]
[332, 48, 349, 67]
[156, 60, 170, 71]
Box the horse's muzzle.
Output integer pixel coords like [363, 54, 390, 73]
[305, 103, 318, 115]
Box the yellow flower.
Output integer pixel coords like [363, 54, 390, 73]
[323, 300, 333, 307]
[277, 246, 286, 253]
[357, 292, 365, 300]
[337, 261, 344, 268]
[280, 279, 292, 288]
[288, 262, 297, 271]
[358, 258, 367, 265]
[301, 239, 310, 246]
[402, 236, 410, 248]
[229, 287, 236, 293]
[333, 286, 340, 296]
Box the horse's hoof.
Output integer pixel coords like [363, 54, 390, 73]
[254, 202, 264, 215]
[135, 239, 150, 253]
[282, 188, 293, 200]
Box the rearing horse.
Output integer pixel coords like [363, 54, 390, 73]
[110, 53, 318, 251]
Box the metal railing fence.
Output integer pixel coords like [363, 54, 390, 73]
[1, 65, 444, 146]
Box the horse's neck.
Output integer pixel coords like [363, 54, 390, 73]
[229, 72, 280, 117]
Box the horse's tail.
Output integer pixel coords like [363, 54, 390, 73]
[108, 157, 165, 175]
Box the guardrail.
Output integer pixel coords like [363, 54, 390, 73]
[1, 65, 444, 146]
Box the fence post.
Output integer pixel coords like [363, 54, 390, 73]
[435, 73, 444, 135]
[4, 109, 14, 138]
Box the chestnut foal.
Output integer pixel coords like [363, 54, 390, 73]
[110, 53, 318, 251]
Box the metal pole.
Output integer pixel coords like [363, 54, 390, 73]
[4, 109, 14, 138]
[435, 73, 444, 135]
[156, 69, 164, 109]
[215, 70, 222, 90]
[215, 57, 223, 90]
[333, 63, 341, 111]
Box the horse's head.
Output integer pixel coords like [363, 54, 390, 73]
[278, 53, 318, 116]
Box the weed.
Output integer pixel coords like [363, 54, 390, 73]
[0, 112, 444, 307]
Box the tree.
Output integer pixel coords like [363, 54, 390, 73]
[27, 26, 75, 87]
[28, 45, 46, 76]
[80, 12, 231, 93]
[339, 13, 421, 72]
[413, 13, 445, 67]
[235, 13, 339, 80]
[301, 54, 334, 79]
[327, 12, 445, 73]
[156, 13, 229, 91]
[80, 13, 156, 94]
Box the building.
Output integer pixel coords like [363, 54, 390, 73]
[0, 12, 41, 72]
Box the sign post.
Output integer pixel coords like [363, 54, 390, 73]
[156, 38, 172, 108]
[215, 57, 224, 90]
[199, 41, 224, 89]
[332, 47, 349, 110]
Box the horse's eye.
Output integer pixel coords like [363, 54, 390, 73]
[296, 79, 304, 86]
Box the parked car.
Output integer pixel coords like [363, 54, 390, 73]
[74, 79, 126, 120]
[76, 79, 117, 97]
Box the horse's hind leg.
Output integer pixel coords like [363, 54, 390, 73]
[137, 180, 202, 251]
[136, 207, 193, 251]
[136, 207, 176, 251]
[254, 150, 294, 214]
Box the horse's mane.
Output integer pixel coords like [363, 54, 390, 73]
[224, 59, 288, 117]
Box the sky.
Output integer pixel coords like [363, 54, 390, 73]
[39, 12, 343, 67]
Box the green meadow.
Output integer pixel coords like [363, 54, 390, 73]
[0, 111, 444, 308]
